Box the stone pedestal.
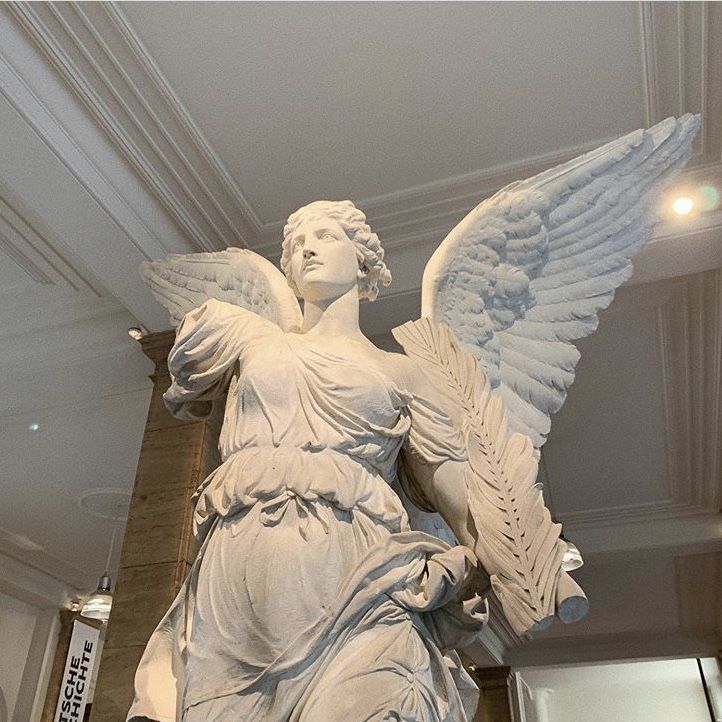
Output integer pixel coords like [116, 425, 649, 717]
[90, 332, 222, 722]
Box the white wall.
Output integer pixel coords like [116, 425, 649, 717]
[516, 658, 714, 722]
[0, 553, 72, 722]
[0, 591, 48, 720]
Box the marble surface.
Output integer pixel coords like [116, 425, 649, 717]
[125, 116, 699, 719]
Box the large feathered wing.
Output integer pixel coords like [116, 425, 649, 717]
[141, 247, 302, 331]
[422, 114, 700, 446]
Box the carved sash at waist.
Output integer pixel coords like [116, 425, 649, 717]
[192, 446, 409, 541]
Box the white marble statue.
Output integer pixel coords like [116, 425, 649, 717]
[129, 115, 699, 722]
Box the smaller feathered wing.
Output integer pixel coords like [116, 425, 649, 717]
[394, 319, 586, 636]
[423, 114, 700, 446]
[141, 247, 302, 331]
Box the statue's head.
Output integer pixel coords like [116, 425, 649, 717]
[281, 200, 392, 302]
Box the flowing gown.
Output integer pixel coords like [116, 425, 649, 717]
[127, 299, 487, 722]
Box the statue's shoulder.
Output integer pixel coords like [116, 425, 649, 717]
[374, 347, 425, 394]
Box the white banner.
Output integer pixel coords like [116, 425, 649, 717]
[53, 619, 101, 722]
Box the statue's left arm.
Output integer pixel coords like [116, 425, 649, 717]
[395, 319, 587, 636]
[397, 116, 700, 636]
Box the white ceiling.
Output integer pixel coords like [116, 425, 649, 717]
[119, 1, 645, 222]
[0, 1, 721, 665]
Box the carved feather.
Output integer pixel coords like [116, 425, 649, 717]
[141, 247, 302, 331]
[422, 114, 700, 446]
[394, 318, 585, 635]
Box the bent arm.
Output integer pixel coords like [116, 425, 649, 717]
[164, 298, 266, 419]
[398, 355, 491, 593]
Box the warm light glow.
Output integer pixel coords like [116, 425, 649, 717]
[80, 575, 113, 622]
[128, 326, 143, 340]
[672, 196, 695, 215]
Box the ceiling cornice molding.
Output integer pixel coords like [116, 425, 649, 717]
[252, 136, 613, 254]
[203, 1, 722, 253]
[0, 534, 85, 599]
[0, 8, 177, 262]
[639, 1, 720, 164]
[0, 193, 101, 293]
[7, 0, 720, 267]
[508, 628, 716, 668]
[6, 1, 258, 253]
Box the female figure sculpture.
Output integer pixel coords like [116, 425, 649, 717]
[130, 115, 698, 721]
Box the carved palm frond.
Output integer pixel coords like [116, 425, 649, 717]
[394, 318, 584, 635]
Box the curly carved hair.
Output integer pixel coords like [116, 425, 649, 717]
[281, 200, 392, 302]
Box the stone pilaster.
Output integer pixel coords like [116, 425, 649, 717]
[471, 666, 513, 722]
[90, 331, 222, 722]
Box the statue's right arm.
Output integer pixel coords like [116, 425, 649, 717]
[164, 298, 264, 420]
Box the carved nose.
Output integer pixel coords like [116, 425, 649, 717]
[303, 248, 316, 260]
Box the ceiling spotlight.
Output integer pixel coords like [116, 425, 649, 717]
[128, 326, 144, 340]
[80, 575, 113, 622]
[81, 522, 120, 624]
[672, 196, 695, 216]
[28, 422, 40, 432]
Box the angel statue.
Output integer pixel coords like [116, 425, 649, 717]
[128, 114, 699, 722]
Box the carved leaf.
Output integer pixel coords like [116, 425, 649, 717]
[394, 317, 573, 635]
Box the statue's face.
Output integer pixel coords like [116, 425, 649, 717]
[288, 216, 359, 303]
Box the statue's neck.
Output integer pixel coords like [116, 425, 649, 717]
[301, 287, 362, 339]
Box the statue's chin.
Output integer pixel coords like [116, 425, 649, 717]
[299, 279, 358, 306]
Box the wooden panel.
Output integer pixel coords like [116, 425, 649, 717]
[90, 331, 222, 722]
[472, 667, 513, 722]
[676, 551, 722, 641]
[120, 423, 205, 568]
[39, 611, 74, 722]
[104, 561, 190, 649]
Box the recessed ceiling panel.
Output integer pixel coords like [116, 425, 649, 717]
[543, 280, 674, 516]
[119, 1, 645, 223]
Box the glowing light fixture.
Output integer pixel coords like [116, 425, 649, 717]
[128, 326, 144, 340]
[80, 525, 119, 623]
[672, 196, 694, 216]
[672, 196, 695, 216]
[561, 539, 584, 571]
[80, 575, 112, 621]
[28, 422, 40, 432]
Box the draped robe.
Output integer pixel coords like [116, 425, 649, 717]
[127, 299, 487, 722]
